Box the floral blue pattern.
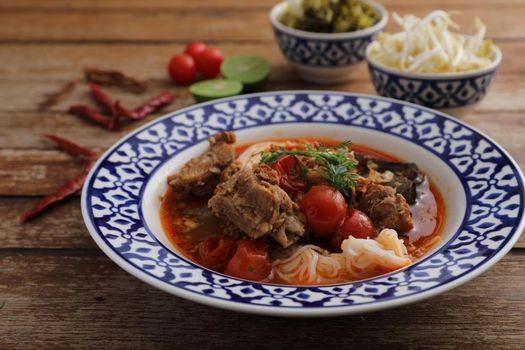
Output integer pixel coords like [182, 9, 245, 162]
[273, 30, 375, 67]
[367, 62, 498, 109]
[83, 92, 524, 313]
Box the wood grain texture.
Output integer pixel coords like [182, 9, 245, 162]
[0, 251, 524, 349]
[0, 74, 523, 114]
[0, 5, 524, 42]
[3, 0, 525, 10]
[0, 198, 95, 249]
[0, 0, 524, 347]
[0, 40, 524, 82]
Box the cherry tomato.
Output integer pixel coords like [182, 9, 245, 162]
[184, 41, 207, 60]
[195, 47, 224, 78]
[299, 185, 346, 236]
[271, 155, 306, 192]
[330, 209, 375, 250]
[168, 53, 196, 85]
[224, 240, 272, 281]
[198, 236, 235, 269]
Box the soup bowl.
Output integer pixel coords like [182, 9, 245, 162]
[365, 43, 503, 117]
[269, 0, 388, 84]
[82, 91, 524, 317]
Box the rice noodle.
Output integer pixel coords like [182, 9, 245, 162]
[368, 11, 495, 73]
[342, 229, 411, 279]
[273, 245, 345, 284]
[273, 229, 412, 285]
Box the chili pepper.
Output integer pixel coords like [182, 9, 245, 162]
[43, 134, 97, 158]
[116, 91, 175, 120]
[19, 160, 96, 222]
[114, 100, 134, 119]
[69, 105, 119, 131]
[84, 68, 147, 94]
[87, 82, 118, 116]
[132, 91, 174, 119]
[38, 80, 77, 110]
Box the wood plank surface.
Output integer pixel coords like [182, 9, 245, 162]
[0, 42, 523, 82]
[0, 5, 524, 42]
[3, 0, 525, 10]
[0, 74, 522, 114]
[0, 251, 524, 349]
[1, 108, 524, 195]
[0, 199, 95, 249]
[0, 0, 524, 348]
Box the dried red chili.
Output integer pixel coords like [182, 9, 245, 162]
[115, 91, 175, 120]
[87, 82, 118, 116]
[84, 68, 147, 94]
[114, 101, 132, 119]
[19, 160, 96, 222]
[44, 134, 97, 158]
[69, 105, 119, 131]
[38, 80, 77, 110]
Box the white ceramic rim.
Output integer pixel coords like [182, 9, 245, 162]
[269, 0, 388, 40]
[81, 91, 525, 317]
[365, 41, 503, 79]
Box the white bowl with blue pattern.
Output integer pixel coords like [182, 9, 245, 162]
[81, 91, 524, 317]
[270, 0, 388, 84]
[366, 44, 502, 117]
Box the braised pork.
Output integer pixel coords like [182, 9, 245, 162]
[208, 164, 305, 248]
[358, 182, 413, 233]
[168, 132, 236, 197]
[356, 153, 424, 204]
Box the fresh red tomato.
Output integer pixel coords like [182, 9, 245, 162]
[330, 209, 375, 250]
[184, 41, 207, 59]
[271, 155, 306, 192]
[198, 236, 235, 269]
[224, 240, 272, 281]
[299, 185, 346, 236]
[195, 47, 224, 78]
[168, 53, 196, 85]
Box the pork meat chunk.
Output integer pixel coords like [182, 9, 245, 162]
[358, 182, 413, 233]
[168, 132, 236, 197]
[208, 165, 305, 247]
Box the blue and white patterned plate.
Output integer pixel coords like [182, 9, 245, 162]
[81, 91, 525, 317]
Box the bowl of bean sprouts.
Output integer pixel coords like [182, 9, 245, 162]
[365, 10, 502, 116]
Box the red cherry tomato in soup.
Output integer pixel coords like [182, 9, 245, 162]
[271, 155, 306, 192]
[195, 47, 224, 78]
[299, 185, 346, 236]
[224, 240, 272, 281]
[198, 236, 235, 269]
[168, 53, 196, 85]
[330, 209, 375, 250]
[184, 41, 207, 60]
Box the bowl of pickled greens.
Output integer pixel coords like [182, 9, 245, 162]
[365, 11, 502, 115]
[270, 0, 388, 84]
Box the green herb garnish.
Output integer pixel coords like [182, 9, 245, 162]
[259, 141, 357, 198]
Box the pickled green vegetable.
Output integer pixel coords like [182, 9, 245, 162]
[280, 0, 379, 33]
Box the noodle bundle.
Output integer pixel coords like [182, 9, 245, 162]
[273, 229, 411, 285]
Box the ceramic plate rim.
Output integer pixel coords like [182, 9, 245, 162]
[81, 90, 525, 317]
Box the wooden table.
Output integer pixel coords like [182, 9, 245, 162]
[0, 1, 524, 348]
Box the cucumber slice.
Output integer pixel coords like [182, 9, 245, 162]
[190, 79, 243, 102]
[220, 55, 271, 90]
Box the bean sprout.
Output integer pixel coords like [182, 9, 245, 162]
[368, 11, 495, 73]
